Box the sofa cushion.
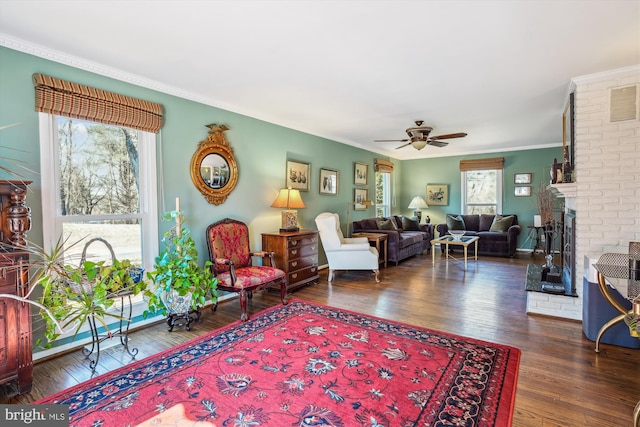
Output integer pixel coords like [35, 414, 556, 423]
[376, 218, 397, 230]
[446, 214, 466, 231]
[398, 231, 423, 249]
[461, 214, 480, 231]
[479, 214, 494, 231]
[489, 215, 514, 232]
[401, 215, 421, 231]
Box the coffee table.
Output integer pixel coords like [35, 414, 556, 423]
[431, 235, 480, 271]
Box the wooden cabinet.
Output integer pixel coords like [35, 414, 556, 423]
[0, 180, 32, 394]
[261, 230, 319, 291]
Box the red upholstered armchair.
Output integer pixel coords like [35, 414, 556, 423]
[206, 218, 288, 321]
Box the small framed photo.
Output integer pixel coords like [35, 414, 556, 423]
[286, 160, 310, 192]
[426, 184, 449, 206]
[354, 162, 368, 185]
[354, 188, 369, 210]
[319, 168, 338, 195]
[514, 173, 532, 184]
[514, 186, 532, 197]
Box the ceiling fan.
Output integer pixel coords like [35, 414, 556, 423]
[374, 120, 467, 150]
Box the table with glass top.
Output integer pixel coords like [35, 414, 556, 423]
[592, 252, 640, 353]
[431, 235, 479, 271]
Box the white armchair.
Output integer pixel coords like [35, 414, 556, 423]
[315, 212, 380, 283]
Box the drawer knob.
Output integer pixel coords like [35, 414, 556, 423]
[291, 261, 298, 267]
[311, 267, 317, 273]
[291, 273, 298, 279]
[291, 249, 298, 255]
[311, 245, 316, 251]
[291, 240, 298, 246]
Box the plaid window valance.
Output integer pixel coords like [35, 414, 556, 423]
[459, 157, 504, 171]
[33, 73, 163, 133]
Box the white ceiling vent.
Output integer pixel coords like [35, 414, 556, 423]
[609, 85, 638, 122]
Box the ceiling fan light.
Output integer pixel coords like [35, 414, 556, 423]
[412, 140, 427, 150]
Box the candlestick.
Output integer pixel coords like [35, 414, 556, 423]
[175, 197, 182, 238]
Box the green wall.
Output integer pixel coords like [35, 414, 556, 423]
[398, 148, 562, 249]
[1, 45, 563, 329]
[0, 46, 393, 263]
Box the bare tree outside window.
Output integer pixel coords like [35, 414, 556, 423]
[464, 170, 500, 215]
[56, 118, 142, 264]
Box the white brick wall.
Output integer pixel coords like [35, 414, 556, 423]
[526, 65, 640, 320]
[573, 65, 640, 318]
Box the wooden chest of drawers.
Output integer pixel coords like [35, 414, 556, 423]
[261, 230, 319, 291]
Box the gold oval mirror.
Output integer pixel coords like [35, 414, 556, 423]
[190, 124, 238, 205]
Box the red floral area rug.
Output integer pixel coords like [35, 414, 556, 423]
[36, 300, 520, 426]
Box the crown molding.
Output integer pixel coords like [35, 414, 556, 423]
[0, 33, 230, 110]
[571, 64, 640, 85]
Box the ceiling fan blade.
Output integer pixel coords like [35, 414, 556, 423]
[395, 141, 413, 149]
[430, 132, 467, 140]
[427, 140, 449, 148]
[374, 139, 409, 142]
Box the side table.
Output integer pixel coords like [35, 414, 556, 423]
[352, 232, 388, 268]
[592, 252, 640, 352]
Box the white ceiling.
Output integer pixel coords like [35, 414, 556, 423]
[1, 0, 638, 160]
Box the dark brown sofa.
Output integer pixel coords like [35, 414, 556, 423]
[351, 215, 434, 265]
[436, 214, 521, 257]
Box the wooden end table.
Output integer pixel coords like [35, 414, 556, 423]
[351, 232, 388, 268]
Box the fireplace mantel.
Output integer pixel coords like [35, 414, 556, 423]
[547, 183, 577, 199]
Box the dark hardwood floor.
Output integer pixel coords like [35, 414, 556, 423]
[2, 251, 638, 426]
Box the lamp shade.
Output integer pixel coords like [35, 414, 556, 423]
[272, 188, 305, 232]
[271, 188, 306, 209]
[411, 140, 428, 150]
[408, 196, 429, 209]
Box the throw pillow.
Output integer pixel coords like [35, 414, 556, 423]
[446, 214, 466, 231]
[376, 219, 397, 230]
[489, 215, 514, 232]
[402, 215, 421, 231]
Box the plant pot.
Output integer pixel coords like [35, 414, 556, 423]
[159, 289, 193, 315]
[158, 289, 200, 331]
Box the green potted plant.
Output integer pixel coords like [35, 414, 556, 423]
[8, 235, 148, 347]
[144, 210, 217, 331]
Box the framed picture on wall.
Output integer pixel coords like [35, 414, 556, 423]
[354, 162, 368, 185]
[426, 184, 449, 206]
[514, 186, 531, 197]
[354, 188, 369, 209]
[286, 160, 310, 192]
[514, 173, 532, 184]
[319, 168, 338, 195]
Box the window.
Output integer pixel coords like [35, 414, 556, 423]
[374, 159, 394, 217]
[39, 115, 158, 271]
[375, 171, 390, 217]
[462, 169, 503, 214]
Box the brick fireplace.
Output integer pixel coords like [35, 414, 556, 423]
[527, 64, 640, 320]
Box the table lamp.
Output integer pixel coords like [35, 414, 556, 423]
[271, 188, 306, 232]
[408, 196, 429, 223]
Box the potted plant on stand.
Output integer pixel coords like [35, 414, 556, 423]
[0, 234, 149, 373]
[145, 208, 217, 331]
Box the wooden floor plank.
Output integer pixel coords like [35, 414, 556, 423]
[1, 251, 638, 426]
